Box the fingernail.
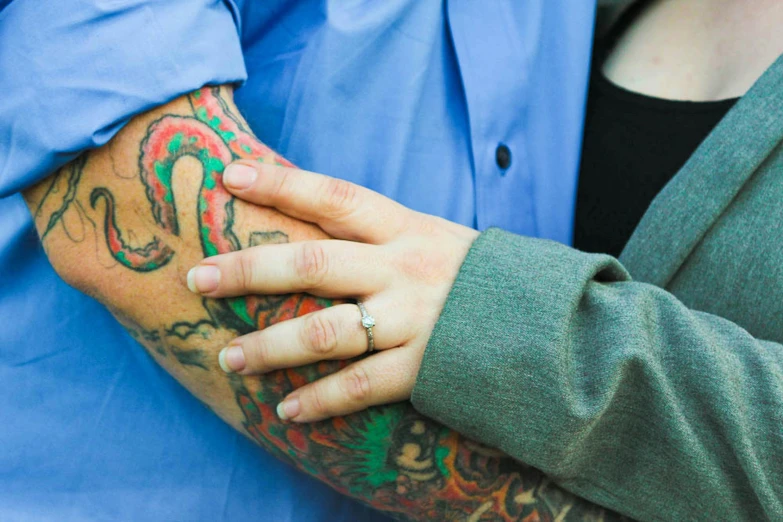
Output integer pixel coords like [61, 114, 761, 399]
[186, 265, 221, 293]
[218, 346, 246, 373]
[223, 164, 257, 190]
[276, 397, 301, 421]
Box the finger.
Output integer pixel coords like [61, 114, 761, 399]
[222, 161, 409, 243]
[187, 240, 390, 297]
[218, 301, 407, 374]
[275, 348, 419, 422]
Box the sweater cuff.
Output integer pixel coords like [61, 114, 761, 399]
[411, 228, 628, 460]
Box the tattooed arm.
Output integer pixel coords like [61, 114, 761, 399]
[23, 86, 621, 521]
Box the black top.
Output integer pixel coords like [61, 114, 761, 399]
[573, 4, 738, 257]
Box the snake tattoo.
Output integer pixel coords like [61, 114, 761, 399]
[90, 87, 327, 334]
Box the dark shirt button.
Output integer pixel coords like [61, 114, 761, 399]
[496, 144, 511, 170]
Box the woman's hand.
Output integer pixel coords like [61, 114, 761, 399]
[186, 161, 478, 422]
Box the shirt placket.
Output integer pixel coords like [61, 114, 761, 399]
[445, 0, 540, 236]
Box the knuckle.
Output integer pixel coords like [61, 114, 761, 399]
[246, 335, 272, 370]
[295, 241, 329, 287]
[414, 214, 439, 236]
[398, 249, 445, 282]
[342, 365, 372, 403]
[308, 384, 332, 417]
[270, 168, 295, 202]
[238, 252, 259, 289]
[304, 313, 339, 355]
[322, 178, 360, 220]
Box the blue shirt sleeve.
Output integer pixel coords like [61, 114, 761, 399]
[0, 0, 248, 197]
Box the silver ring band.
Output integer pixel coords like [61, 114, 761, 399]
[356, 301, 376, 353]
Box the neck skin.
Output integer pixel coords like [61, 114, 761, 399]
[603, 0, 783, 101]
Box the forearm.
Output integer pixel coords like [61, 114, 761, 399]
[24, 87, 619, 521]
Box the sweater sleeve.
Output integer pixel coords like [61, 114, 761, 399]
[412, 227, 783, 521]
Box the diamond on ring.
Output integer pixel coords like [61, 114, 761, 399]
[356, 302, 376, 353]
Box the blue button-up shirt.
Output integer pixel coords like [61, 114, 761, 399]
[0, 1, 596, 520]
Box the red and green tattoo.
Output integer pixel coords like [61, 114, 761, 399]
[36, 87, 624, 521]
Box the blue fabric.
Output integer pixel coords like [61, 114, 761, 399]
[0, 0, 596, 520]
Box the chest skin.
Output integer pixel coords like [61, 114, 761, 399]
[666, 146, 783, 344]
[604, 0, 783, 103]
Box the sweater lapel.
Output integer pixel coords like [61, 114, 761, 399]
[619, 55, 783, 287]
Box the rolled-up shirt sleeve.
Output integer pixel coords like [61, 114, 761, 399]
[0, 0, 247, 196]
